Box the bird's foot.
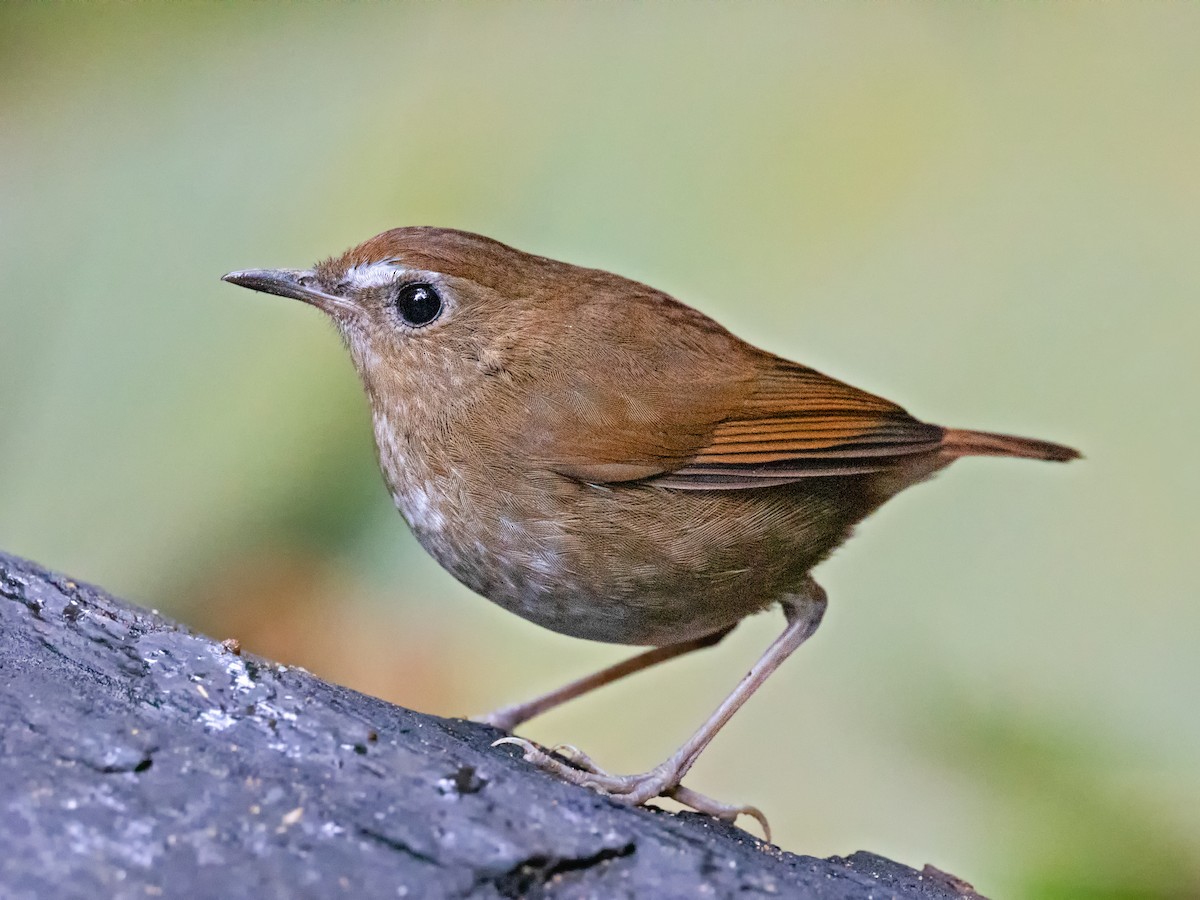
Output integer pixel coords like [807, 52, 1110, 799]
[491, 736, 770, 840]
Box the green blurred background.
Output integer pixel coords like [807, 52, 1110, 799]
[2, 4, 1197, 896]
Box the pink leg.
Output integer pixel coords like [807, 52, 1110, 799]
[494, 578, 828, 839]
[478, 625, 734, 733]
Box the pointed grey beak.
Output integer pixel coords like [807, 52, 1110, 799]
[221, 268, 360, 319]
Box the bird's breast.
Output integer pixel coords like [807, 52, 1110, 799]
[371, 404, 869, 646]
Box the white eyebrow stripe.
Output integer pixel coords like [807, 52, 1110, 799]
[343, 261, 409, 290]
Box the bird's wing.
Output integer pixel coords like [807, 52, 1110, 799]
[517, 298, 755, 483]
[648, 360, 945, 490]
[520, 295, 942, 488]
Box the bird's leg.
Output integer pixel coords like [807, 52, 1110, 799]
[494, 578, 828, 837]
[476, 625, 734, 733]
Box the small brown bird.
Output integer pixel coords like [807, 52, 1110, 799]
[223, 227, 1077, 834]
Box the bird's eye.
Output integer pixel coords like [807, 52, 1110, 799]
[394, 282, 443, 327]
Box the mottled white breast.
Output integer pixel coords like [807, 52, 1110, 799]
[372, 409, 450, 537]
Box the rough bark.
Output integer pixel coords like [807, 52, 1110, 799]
[0, 550, 983, 899]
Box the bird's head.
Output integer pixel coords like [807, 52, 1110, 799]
[222, 227, 588, 416]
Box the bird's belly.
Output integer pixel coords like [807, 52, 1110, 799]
[397, 475, 871, 646]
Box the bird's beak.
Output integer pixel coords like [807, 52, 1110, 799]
[221, 268, 361, 320]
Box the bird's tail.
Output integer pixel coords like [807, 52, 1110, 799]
[941, 428, 1080, 463]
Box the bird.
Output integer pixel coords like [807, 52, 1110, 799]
[223, 227, 1078, 835]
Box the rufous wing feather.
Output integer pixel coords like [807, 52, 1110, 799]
[649, 360, 946, 489]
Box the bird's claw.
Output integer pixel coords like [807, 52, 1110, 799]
[490, 736, 770, 841]
[666, 784, 772, 843]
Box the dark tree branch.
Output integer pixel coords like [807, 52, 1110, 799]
[0, 551, 983, 899]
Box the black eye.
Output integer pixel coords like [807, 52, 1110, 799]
[394, 282, 443, 327]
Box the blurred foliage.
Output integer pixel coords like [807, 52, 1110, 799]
[1, 4, 1197, 896]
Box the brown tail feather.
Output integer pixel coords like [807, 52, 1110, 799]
[941, 428, 1080, 462]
